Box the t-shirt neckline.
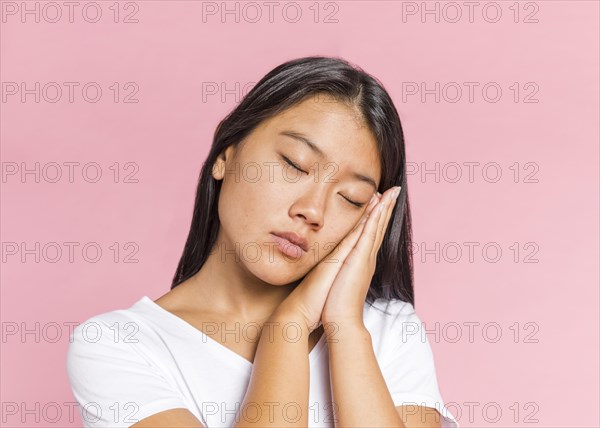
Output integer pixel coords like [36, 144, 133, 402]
[138, 295, 328, 369]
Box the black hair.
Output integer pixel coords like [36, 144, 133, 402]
[171, 55, 415, 308]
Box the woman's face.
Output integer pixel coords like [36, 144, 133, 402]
[212, 93, 382, 285]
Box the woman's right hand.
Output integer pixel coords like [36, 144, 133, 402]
[274, 191, 381, 333]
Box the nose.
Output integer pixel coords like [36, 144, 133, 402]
[289, 187, 326, 229]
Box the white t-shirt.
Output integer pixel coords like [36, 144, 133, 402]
[67, 296, 459, 428]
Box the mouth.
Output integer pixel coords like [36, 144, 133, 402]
[270, 232, 308, 259]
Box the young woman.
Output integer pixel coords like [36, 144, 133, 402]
[67, 56, 459, 428]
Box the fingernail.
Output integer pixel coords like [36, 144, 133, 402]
[394, 186, 401, 199]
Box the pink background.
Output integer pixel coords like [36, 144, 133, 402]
[1, 1, 598, 427]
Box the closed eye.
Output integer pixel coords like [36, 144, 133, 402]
[342, 196, 365, 208]
[281, 155, 365, 209]
[281, 155, 308, 175]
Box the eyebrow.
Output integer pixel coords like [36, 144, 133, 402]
[278, 130, 378, 190]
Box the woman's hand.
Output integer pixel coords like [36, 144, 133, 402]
[274, 186, 398, 333]
[321, 186, 401, 327]
[274, 190, 381, 333]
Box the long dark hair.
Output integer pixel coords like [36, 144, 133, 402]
[171, 56, 415, 308]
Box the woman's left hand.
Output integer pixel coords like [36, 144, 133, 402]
[321, 185, 401, 327]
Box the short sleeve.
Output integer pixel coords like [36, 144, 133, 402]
[66, 318, 190, 427]
[378, 302, 459, 428]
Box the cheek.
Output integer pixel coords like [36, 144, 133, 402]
[315, 226, 348, 257]
[218, 181, 269, 234]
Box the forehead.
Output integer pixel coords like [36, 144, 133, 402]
[257, 95, 382, 185]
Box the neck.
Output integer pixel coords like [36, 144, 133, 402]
[180, 236, 300, 321]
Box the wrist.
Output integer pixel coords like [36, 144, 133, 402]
[267, 309, 312, 340]
[322, 318, 369, 341]
[322, 315, 366, 331]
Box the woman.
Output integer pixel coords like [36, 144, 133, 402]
[67, 56, 459, 428]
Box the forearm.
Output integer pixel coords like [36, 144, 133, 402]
[233, 312, 310, 427]
[326, 321, 405, 428]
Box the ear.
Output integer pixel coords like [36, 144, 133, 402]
[211, 145, 236, 181]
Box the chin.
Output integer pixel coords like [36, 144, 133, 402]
[249, 262, 306, 287]
[260, 271, 301, 286]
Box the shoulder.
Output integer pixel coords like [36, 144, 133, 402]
[65, 299, 192, 427]
[69, 298, 148, 346]
[364, 300, 459, 427]
[363, 298, 420, 332]
[363, 298, 432, 364]
[66, 297, 159, 374]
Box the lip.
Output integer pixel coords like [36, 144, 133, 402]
[270, 231, 308, 259]
[271, 231, 309, 252]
